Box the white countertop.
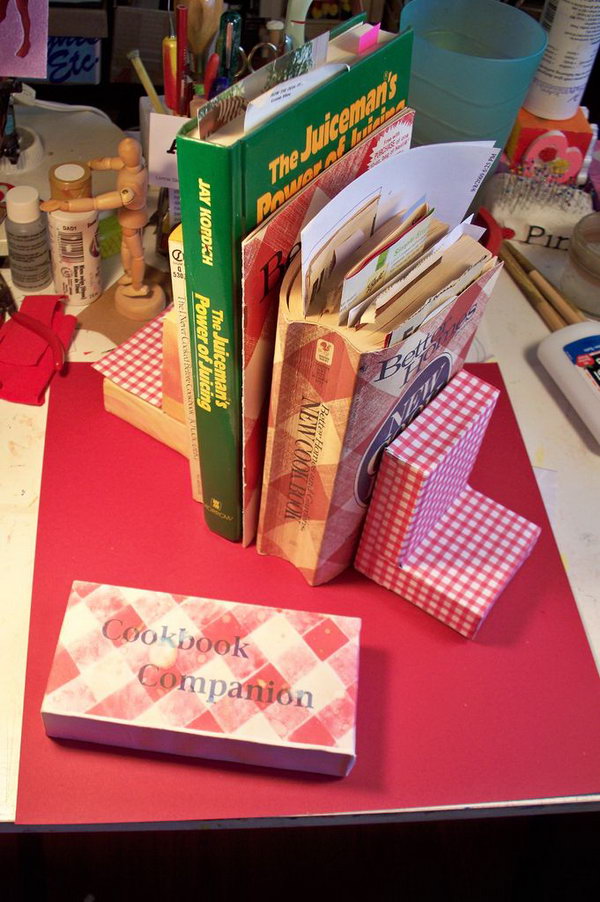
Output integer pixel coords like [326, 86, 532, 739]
[1, 110, 598, 823]
[475, 247, 600, 673]
[1, 105, 128, 822]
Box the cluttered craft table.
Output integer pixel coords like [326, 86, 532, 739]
[1, 108, 599, 831]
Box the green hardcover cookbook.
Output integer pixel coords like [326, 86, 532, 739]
[177, 24, 413, 541]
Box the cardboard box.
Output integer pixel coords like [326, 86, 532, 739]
[110, 7, 169, 84]
[41, 4, 108, 85]
[49, 6, 108, 39]
[42, 582, 361, 776]
[355, 370, 541, 638]
[505, 106, 594, 185]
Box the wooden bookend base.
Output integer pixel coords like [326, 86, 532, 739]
[114, 283, 167, 321]
[103, 379, 192, 461]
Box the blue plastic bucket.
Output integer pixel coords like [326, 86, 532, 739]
[400, 0, 547, 148]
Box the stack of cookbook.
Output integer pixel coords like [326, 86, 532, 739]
[256, 142, 502, 585]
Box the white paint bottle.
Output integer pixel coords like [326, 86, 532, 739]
[47, 208, 102, 307]
[524, 0, 600, 120]
[47, 162, 102, 307]
[538, 322, 600, 445]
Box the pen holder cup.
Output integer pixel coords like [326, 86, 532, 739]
[400, 0, 547, 151]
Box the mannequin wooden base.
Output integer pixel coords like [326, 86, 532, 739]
[114, 282, 166, 321]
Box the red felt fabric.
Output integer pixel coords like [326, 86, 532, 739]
[0, 296, 76, 405]
[16, 363, 600, 827]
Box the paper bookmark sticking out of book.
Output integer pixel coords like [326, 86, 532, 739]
[348, 217, 486, 327]
[327, 21, 382, 57]
[303, 192, 381, 314]
[197, 31, 330, 141]
[244, 63, 348, 134]
[300, 142, 499, 314]
[336, 198, 437, 323]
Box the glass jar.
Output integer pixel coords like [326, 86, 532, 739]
[560, 212, 600, 318]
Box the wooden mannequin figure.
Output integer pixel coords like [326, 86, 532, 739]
[41, 137, 165, 321]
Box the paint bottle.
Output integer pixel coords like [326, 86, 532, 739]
[5, 186, 52, 291]
[49, 161, 92, 201]
[47, 162, 102, 307]
[524, 0, 600, 120]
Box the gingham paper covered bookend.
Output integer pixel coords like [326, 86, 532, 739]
[354, 370, 541, 639]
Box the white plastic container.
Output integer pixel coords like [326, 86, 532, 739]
[538, 322, 600, 446]
[524, 0, 600, 120]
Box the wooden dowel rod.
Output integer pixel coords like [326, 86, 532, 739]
[499, 243, 568, 332]
[505, 241, 586, 326]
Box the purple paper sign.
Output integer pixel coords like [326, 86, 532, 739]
[0, 0, 48, 79]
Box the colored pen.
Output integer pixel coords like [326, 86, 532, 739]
[176, 4, 192, 116]
[162, 34, 178, 113]
[216, 11, 242, 81]
[203, 51, 220, 100]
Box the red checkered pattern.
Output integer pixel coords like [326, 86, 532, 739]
[93, 308, 171, 407]
[374, 370, 499, 565]
[355, 372, 540, 638]
[42, 582, 361, 774]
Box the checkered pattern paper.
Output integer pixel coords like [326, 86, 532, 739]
[355, 372, 541, 639]
[372, 370, 500, 565]
[93, 309, 171, 407]
[42, 582, 361, 776]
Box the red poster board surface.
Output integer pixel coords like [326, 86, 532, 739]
[16, 363, 600, 827]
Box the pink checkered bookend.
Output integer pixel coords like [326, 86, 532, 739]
[354, 370, 541, 639]
[92, 309, 168, 407]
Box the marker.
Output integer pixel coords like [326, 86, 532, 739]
[203, 52, 220, 100]
[176, 4, 192, 116]
[162, 35, 178, 112]
[215, 11, 242, 84]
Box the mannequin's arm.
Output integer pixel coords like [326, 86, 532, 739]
[88, 156, 125, 172]
[41, 190, 126, 214]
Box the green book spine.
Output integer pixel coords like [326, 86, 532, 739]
[177, 138, 244, 541]
[177, 30, 413, 542]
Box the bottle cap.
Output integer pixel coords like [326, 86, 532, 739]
[266, 20, 284, 44]
[49, 161, 92, 200]
[6, 185, 41, 224]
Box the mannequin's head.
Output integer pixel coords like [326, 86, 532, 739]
[118, 137, 142, 169]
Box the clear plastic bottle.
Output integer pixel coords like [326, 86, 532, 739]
[5, 185, 52, 291]
[560, 212, 600, 318]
